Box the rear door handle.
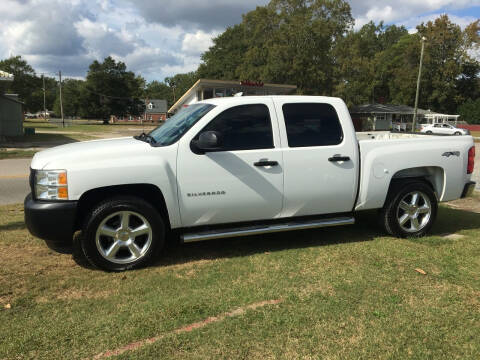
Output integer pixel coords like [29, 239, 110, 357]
[328, 155, 350, 162]
[254, 160, 279, 167]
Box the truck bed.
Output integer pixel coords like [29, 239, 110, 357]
[356, 131, 428, 141]
[354, 131, 474, 211]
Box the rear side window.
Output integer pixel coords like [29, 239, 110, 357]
[282, 103, 343, 147]
[199, 104, 273, 151]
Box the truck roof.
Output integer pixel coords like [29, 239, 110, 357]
[199, 95, 344, 106]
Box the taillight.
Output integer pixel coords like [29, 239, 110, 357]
[467, 146, 475, 174]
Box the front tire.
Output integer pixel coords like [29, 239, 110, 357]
[426, 130, 433, 134]
[380, 181, 437, 238]
[81, 196, 165, 271]
[454, 131, 461, 135]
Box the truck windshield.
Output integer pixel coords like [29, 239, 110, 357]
[148, 103, 215, 146]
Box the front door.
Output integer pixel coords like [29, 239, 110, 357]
[176, 100, 284, 227]
[274, 99, 359, 217]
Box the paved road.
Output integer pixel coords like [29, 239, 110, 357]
[0, 158, 31, 205]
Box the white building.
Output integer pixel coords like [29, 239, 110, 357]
[168, 79, 297, 113]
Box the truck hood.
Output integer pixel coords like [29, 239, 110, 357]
[31, 137, 152, 170]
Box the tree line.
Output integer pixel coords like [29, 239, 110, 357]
[1, 0, 479, 123]
[0, 55, 197, 122]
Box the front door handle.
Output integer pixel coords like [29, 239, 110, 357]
[254, 160, 279, 167]
[328, 155, 351, 162]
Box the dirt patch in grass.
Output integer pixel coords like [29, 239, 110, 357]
[36, 288, 115, 303]
[93, 299, 283, 359]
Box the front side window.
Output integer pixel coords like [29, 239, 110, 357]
[282, 103, 343, 147]
[149, 103, 215, 146]
[197, 104, 274, 151]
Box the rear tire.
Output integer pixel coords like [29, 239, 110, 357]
[380, 181, 437, 238]
[454, 131, 461, 135]
[426, 130, 433, 134]
[81, 196, 165, 271]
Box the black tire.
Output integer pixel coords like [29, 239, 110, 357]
[380, 181, 437, 238]
[454, 131, 461, 135]
[81, 196, 165, 271]
[426, 131, 433, 134]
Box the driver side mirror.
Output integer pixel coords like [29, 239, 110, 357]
[191, 131, 223, 153]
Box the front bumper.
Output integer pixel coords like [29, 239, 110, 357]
[24, 193, 78, 245]
[461, 181, 476, 198]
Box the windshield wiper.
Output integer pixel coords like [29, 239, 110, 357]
[134, 132, 157, 144]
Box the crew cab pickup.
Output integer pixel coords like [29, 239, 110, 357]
[25, 96, 476, 271]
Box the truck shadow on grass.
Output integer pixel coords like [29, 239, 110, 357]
[69, 206, 480, 270]
[0, 221, 25, 231]
[1, 133, 85, 149]
[153, 206, 480, 269]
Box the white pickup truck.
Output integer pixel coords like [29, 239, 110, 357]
[25, 96, 476, 271]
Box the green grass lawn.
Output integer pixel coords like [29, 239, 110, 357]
[0, 133, 96, 160]
[1, 201, 480, 359]
[0, 149, 38, 159]
[24, 120, 157, 134]
[1, 121, 155, 160]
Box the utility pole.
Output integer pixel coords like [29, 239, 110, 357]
[413, 36, 426, 132]
[58, 70, 65, 127]
[42, 75, 46, 121]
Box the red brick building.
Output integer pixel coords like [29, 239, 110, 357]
[112, 99, 167, 123]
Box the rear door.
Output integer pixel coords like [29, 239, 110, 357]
[176, 100, 284, 227]
[274, 99, 359, 217]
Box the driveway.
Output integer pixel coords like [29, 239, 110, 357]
[0, 158, 30, 205]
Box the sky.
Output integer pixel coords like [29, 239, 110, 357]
[1, 0, 479, 82]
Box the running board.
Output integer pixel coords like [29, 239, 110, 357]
[181, 216, 355, 243]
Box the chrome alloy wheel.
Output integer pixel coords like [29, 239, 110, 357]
[95, 211, 153, 264]
[396, 191, 432, 233]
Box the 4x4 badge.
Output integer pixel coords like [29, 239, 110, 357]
[442, 151, 460, 157]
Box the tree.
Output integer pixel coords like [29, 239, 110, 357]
[417, 15, 479, 113]
[197, 24, 248, 80]
[144, 80, 172, 106]
[333, 22, 408, 106]
[0, 56, 55, 112]
[83, 57, 145, 122]
[263, 0, 353, 94]
[53, 79, 86, 117]
[373, 33, 422, 107]
[458, 98, 480, 124]
[164, 72, 199, 104]
[198, 0, 353, 94]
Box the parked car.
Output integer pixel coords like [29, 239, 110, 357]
[420, 123, 469, 136]
[25, 96, 476, 271]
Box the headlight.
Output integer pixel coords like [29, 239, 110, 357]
[35, 170, 68, 200]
